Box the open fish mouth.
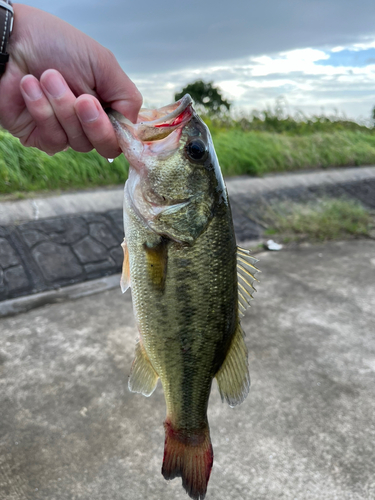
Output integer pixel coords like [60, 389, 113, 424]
[108, 94, 194, 142]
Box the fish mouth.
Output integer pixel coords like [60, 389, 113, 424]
[108, 94, 194, 142]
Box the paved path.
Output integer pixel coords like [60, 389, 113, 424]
[1, 239, 374, 500]
[1, 166, 375, 305]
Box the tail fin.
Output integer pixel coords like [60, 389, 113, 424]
[162, 419, 213, 500]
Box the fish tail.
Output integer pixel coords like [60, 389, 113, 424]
[162, 419, 213, 500]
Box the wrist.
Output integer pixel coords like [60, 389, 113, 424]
[0, 0, 14, 75]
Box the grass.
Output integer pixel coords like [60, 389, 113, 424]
[204, 106, 373, 135]
[0, 127, 129, 195]
[1, 104, 375, 194]
[211, 130, 375, 176]
[264, 198, 374, 242]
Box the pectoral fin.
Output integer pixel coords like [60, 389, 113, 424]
[143, 239, 168, 291]
[215, 324, 250, 407]
[120, 239, 130, 293]
[128, 339, 159, 397]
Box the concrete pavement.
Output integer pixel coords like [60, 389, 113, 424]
[1, 239, 374, 500]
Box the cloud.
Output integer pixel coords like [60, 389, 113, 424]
[21, 0, 375, 73]
[133, 46, 375, 121]
[19, 1, 375, 120]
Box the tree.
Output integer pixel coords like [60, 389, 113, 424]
[174, 80, 231, 114]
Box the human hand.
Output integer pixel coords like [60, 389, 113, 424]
[0, 4, 142, 157]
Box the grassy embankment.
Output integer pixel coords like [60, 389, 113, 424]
[0, 128, 129, 196]
[1, 108, 375, 195]
[264, 198, 375, 243]
[206, 109, 375, 175]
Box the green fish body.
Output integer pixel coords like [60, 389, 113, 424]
[109, 95, 259, 500]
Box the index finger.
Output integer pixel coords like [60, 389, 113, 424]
[74, 95, 122, 159]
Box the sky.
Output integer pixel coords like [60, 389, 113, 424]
[21, 0, 375, 122]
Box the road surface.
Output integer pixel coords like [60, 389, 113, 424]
[1, 239, 375, 500]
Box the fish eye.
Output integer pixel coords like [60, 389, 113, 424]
[185, 139, 207, 162]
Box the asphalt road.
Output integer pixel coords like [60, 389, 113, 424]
[1, 239, 375, 500]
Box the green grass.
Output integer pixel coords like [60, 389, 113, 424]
[0, 128, 129, 195]
[211, 130, 375, 176]
[204, 108, 373, 135]
[264, 198, 373, 242]
[1, 121, 375, 195]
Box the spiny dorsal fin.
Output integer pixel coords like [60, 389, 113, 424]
[120, 238, 130, 293]
[237, 246, 260, 317]
[215, 324, 250, 407]
[128, 339, 159, 397]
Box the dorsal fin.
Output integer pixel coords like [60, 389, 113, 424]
[120, 238, 131, 293]
[237, 246, 260, 317]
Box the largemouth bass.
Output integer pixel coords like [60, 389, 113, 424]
[109, 95, 259, 500]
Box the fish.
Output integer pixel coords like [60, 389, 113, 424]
[108, 95, 259, 500]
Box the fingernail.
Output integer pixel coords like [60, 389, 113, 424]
[78, 100, 100, 123]
[22, 78, 43, 101]
[43, 72, 66, 98]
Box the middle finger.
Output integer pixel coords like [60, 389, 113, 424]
[40, 69, 93, 153]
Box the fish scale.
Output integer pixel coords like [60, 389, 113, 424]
[127, 200, 237, 430]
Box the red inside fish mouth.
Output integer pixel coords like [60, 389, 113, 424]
[108, 94, 194, 143]
[153, 106, 192, 128]
[137, 94, 193, 126]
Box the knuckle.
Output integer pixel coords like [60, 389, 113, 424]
[32, 105, 54, 124]
[45, 140, 68, 156]
[43, 132, 68, 151]
[59, 111, 80, 128]
[18, 128, 67, 155]
[132, 88, 143, 109]
[19, 136, 32, 148]
[71, 142, 93, 153]
[103, 48, 116, 64]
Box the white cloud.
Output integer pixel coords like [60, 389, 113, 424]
[18, 0, 375, 122]
[349, 40, 375, 51]
[133, 42, 375, 123]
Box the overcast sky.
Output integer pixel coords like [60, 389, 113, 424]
[21, 0, 375, 121]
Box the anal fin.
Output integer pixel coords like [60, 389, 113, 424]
[215, 324, 250, 407]
[128, 339, 159, 396]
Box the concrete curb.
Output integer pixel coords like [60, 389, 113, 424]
[0, 186, 124, 226]
[226, 165, 375, 197]
[2, 166, 375, 225]
[1, 165, 375, 311]
[0, 274, 121, 317]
